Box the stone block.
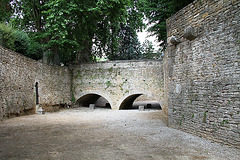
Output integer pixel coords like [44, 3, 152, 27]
[183, 26, 197, 40]
[89, 104, 95, 110]
[139, 105, 145, 111]
[169, 36, 181, 45]
[37, 107, 45, 115]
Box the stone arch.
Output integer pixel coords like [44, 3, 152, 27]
[119, 93, 162, 110]
[75, 92, 113, 109]
[119, 94, 143, 110]
[133, 94, 162, 110]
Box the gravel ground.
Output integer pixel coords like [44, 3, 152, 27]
[0, 108, 239, 160]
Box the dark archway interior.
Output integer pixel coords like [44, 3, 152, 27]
[77, 94, 111, 109]
[120, 94, 162, 110]
[119, 94, 142, 110]
[132, 101, 162, 110]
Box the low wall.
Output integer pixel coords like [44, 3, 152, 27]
[0, 46, 71, 119]
[164, 0, 240, 147]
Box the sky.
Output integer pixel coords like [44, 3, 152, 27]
[137, 30, 160, 51]
[137, 20, 161, 51]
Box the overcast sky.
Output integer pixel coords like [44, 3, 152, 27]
[137, 31, 160, 51]
[137, 20, 161, 51]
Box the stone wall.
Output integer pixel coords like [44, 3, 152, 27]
[0, 46, 71, 119]
[36, 63, 72, 108]
[0, 46, 36, 118]
[71, 60, 165, 111]
[164, 0, 240, 147]
[0, 45, 164, 118]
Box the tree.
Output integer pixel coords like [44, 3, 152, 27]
[10, 0, 48, 60]
[108, 23, 143, 60]
[14, 30, 31, 54]
[11, 0, 48, 34]
[0, 22, 15, 50]
[0, 0, 13, 22]
[7, 0, 144, 65]
[0, 22, 43, 60]
[7, 0, 145, 65]
[139, 0, 194, 49]
[142, 40, 154, 59]
[141, 40, 162, 59]
[105, 0, 145, 60]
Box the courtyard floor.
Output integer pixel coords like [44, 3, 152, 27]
[0, 108, 239, 160]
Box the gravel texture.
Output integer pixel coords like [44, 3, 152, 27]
[0, 108, 239, 160]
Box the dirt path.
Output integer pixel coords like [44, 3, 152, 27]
[0, 108, 239, 160]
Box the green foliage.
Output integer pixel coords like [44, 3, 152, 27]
[139, 0, 194, 49]
[142, 40, 162, 59]
[125, 90, 129, 94]
[108, 67, 113, 72]
[41, 0, 143, 64]
[108, 24, 143, 60]
[71, 94, 76, 104]
[221, 120, 229, 126]
[0, 0, 13, 22]
[3, 0, 194, 63]
[11, 0, 47, 33]
[96, 57, 108, 62]
[203, 111, 207, 123]
[6, 0, 144, 65]
[0, 23, 43, 60]
[179, 114, 185, 125]
[142, 40, 154, 56]
[14, 30, 30, 55]
[106, 81, 112, 88]
[27, 41, 44, 60]
[0, 23, 15, 50]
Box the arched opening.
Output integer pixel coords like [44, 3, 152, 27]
[133, 94, 162, 110]
[119, 94, 142, 110]
[76, 94, 111, 109]
[120, 94, 162, 110]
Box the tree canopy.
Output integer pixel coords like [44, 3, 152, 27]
[139, 0, 194, 49]
[1, 0, 194, 64]
[0, 0, 12, 22]
[0, 22, 43, 60]
[108, 23, 143, 60]
[6, 0, 145, 65]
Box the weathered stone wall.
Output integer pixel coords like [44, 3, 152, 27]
[71, 60, 165, 111]
[0, 47, 36, 118]
[0, 46, 71, 119]
[164, 0, 240, 147]
[36, 63, 72, 108]
[1, 45, 164, 118]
